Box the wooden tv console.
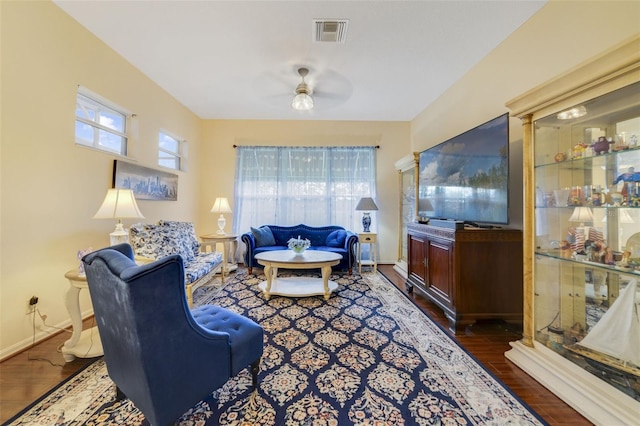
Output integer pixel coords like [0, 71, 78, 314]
[406, 222, 523, 334]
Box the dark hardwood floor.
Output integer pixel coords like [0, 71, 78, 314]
[0, 319, 96, 423]
[377, 265, 590, 425]
[0, 265, 591, 424]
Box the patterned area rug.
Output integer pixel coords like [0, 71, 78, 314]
[5, 270, 546, 425]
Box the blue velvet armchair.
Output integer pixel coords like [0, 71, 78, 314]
[82, 244, 263, 426]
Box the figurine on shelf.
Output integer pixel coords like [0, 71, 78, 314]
[585, 240, 605, 263]
[618, 250, 631, 267]
[591, 185, 604, 206]
[591, 136, 614, 155]
[604, 247, 614, 265]
[554, 152, 566, 163]
[613, 166, 640, 184]
[571, 143, 588, 158]
[613, 134, 630, 151]
[626, 182, 640, 207]
[560, 240, 572, 258]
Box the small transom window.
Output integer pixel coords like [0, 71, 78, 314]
[159, 130, 182, 170]
[75, 89, 128, 155]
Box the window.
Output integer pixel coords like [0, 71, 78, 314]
[75, 89, 128, 155]
[158, 131, 182, 170]
[233, 146, 377, 234]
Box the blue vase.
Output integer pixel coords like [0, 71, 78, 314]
[362, 212, 371, 232]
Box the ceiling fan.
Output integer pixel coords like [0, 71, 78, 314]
[253, 66, 352, 112]
[291, 67, 314, 111]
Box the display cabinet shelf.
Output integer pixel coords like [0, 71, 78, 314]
[506, 35, 640, 424]
[535, 147, 638, 169]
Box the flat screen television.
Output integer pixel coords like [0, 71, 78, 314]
[418, 113, 509, 225]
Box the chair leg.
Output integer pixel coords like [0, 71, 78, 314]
[348, 268, 352, 275]
[248, 267, 253, 275]
[250, 359, 260, 387]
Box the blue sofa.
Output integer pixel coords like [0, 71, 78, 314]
[241, 224, 358, 275]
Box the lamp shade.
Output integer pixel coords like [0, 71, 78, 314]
[210, 197, 232, 234]
[569, 206, 594, 223]
[93, 189, 144, 220]
[602, 208, 635, 224]
[355, 197, 378, 211]
[355, 197, 378, 233]
[210, 197, 232, 213]
[418, 198, 434, 212]
[291, 93, 314, 111]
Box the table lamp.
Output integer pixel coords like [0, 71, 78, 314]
[569, 206, 594, 227]
[211, 197, 232, 234]
[93, 188, 144, 245]
[355, 197, 378, 232]
[418, 198, 434, 221]
[568, 206, 594, 253]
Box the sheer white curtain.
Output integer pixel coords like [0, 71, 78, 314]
[232, 146, 377, 235]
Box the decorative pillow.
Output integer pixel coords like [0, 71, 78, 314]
[326, 229, 347, 247]
[251, 226, 276, 247]
[159, 220, 199, 260]
[130, 221, 197, 264]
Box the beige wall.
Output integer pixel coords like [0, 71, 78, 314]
[411, 0, 640, 229]
[1, 1, 203, 358]
[199, 119, 411, 259]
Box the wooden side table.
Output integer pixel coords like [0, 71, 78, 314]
[358, 233, 378, 274]
[200, 234, 238, 283]
[61, 269, 103, 362]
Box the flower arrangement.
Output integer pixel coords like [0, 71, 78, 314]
[288, 235, 311, 253]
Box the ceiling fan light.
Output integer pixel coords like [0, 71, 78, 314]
[292, 92, 314, 111]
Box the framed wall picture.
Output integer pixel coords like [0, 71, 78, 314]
[112, 160, 178, 201]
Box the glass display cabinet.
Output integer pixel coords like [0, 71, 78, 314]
[506, 35, 640, 424]
[393, 153, 417, 277]
[534, 81, 640, 389]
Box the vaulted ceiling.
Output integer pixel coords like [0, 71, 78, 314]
[54, 1, 547, 121]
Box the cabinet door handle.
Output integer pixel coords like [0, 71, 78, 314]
[423, 258, 428, 267]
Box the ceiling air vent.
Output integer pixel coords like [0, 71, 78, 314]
[314, 19, 349, 43]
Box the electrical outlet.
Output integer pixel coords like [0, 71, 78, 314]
[26, 296, 39, 314]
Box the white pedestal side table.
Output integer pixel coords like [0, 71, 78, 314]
[358, 232, 378, 274]
[200, 234, 238, 283]
[61, 269, 103, 362]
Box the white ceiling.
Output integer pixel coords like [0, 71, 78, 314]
[54, 1, 547, 121]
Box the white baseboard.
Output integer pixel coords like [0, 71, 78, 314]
[392, 260, 408, 279]
[1, 309, 93, 362]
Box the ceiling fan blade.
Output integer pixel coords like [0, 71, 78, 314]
[252, 71, 295, 107]
[308, 69, 352, 108]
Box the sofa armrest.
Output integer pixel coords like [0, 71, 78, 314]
[240, 232, 256, 267]
[344, 231, 358, 248]
[344, 232, 359, 269]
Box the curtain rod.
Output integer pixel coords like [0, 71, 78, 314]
[232, 145, 380, 148]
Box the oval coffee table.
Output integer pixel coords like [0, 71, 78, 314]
[255, 250, 342, 300]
